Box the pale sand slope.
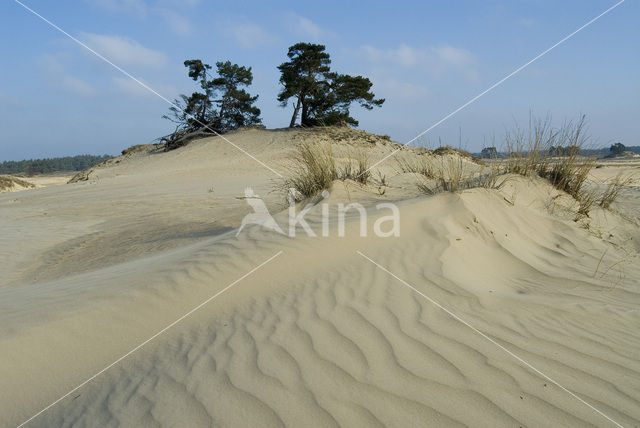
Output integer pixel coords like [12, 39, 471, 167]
[1, 129, 639, 427]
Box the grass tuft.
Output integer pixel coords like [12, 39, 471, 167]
[283, 143, 337, 200]
[598, 174, 634, 209]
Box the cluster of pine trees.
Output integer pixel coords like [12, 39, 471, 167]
[0, 154, 112, 175]
[163, 42, 384, 150]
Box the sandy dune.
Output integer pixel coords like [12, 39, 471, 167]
[1, 128, 639, 427]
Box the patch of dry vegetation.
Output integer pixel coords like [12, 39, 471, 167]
[283, 140, 380, 200]
[415, 156, 506, 194]
[283, 119, 629, 215]
[0, 175, 35, 192]
[338, 149, 371, 185]
[501, 115, 606, 216]
[284, 143, 338, 199]
[394, 152, 432, 177]
[598, 174, 635, 209]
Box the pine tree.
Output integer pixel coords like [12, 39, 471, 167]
[277, 43, 332, 127]
[163, 59, 262, 149]
[278, 43, 383, 127]
[211, 61, 261, 130]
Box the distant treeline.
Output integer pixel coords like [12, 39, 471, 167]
[0, 154, 112, 175]
[581, 146, 640, 156]
[475, 146, 640, 158]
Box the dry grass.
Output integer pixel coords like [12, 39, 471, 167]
[417, 157, 471, 194]
[338, 149, 371, 185]
[416, 156, 508, 195]
[0, 175, 35, 192]
[283, 143, 337, 199]
[284, 144, 374, 200]
[598, 173, 634, 209]
[394, 152, 432, 177]
[502, 114, 607, 216]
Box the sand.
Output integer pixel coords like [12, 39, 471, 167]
[1, 128, 639, 427]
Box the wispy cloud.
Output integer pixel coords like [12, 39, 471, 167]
[361, 43, 478, 80]
[112, 76, 177, 98]
[80, 33, 168, 67]
[156, 9, 193, 35]
[38, 54, 96, 96]
[87, 0, 148, 17]
[86, 0, 194, 35]
[62, 76, 97, 96]
[373, 78, 430, 100]
[287, 13, 334, 40]
[223, 21, 277, 49]
[520, 18, 535, 28]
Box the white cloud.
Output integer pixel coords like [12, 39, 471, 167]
[157, 9, 192, 35]
[374, 78, 430, 100]
[288, 13, 333, 40]
[86, 0, 194, 35]
[80, 33, 167, 67]
[38, 54, 66, 74]
[432, 45, 475, 68]
[520, 18, 535, 28]
[87, 0, 148, 17]
[113, 76, 150, 96]
[361, 43, 477, 79]
[62, 76, 96, 96]
[225, 22, 277, 49]
[38, 54, 96, 96]
[112, 76, 177, 99]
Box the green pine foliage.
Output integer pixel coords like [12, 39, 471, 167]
[163, 59, 262, 149]
[278, 43, 384, 128]
[0, 154, 112, 175]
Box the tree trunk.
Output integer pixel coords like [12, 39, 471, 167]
[301, 101, 309, 127]
[289, 97, 301, 127]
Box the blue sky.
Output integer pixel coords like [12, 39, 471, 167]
[0, 0, 638, 160]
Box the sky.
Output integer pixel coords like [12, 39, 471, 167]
[0, 0, 638, 160]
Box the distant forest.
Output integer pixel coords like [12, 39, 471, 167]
[0, 154, 112, 175]
[581, 146, 640, 156]
[473, 146, 640, 158]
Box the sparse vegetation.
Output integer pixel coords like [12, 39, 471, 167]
[284, 142, 378, 199]
[598, 174, 634, 209]
[279, 115, 625, 217]
[284, 143, 338, 199]
[394, 152, 432, 177]
[0, 175, 35, 191]
[338, 149, 371, 185]
[417, 157, 471, 194]
[500, 114, 612, 216]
